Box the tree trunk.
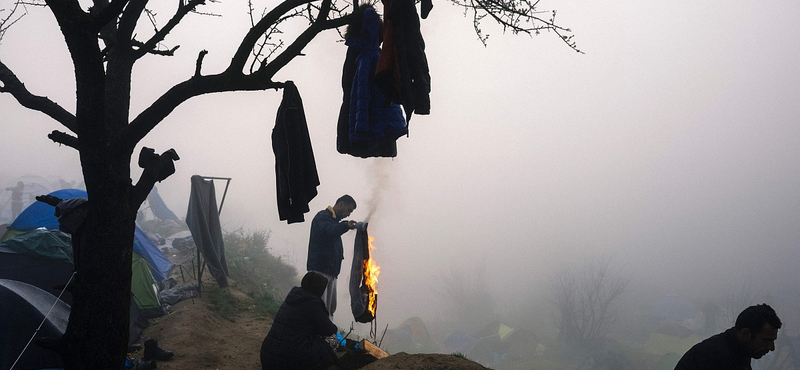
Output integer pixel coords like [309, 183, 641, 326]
[59, 175, 137, 370]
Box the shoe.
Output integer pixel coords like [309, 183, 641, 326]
[143, 339, 174, 361]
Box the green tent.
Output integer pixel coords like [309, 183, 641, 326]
[131, 251, 162, 313]
[0, 228, 164, 315]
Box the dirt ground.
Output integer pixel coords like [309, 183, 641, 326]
[137, 286, 272, 369]
[137, 282, 489, 370]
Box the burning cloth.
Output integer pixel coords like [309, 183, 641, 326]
[349, 222, 378, 323]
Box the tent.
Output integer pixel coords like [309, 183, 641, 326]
[440, 331, 479, 355]
[468, 321, 540, 364]
[0, 189, 172, 317]
[0, 229, 75, 304]
[2, 188, 172, 282]
[0, 279, 68, 370]
[380, 317, 439, 354]
[0, 227, 165, 318]
[146, 186, 179, 221]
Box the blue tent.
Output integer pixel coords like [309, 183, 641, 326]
[9, 189, 86, 231]
[6, 189, 172, 282]
[148, 186, 179, 221]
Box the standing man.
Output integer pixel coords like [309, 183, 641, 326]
[675, 303, 781, 370]
[306, 195, 357, 320]
[6, 181, 24, 220]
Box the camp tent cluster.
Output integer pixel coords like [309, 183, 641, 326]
[0, 188, 175, 370]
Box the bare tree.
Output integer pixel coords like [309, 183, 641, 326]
[550, 255, 628, 349]
[0, 0, 577, 368]
[724, 282, 763, 326]
[435, 262, 496, 330]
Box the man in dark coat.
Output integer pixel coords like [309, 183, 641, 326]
[306, 195, 357, 319]
[260, 272, 338, 370]
[674, 303, 781, 370]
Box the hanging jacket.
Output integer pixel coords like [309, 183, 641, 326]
[342, 6, 407, 158]
[375, 0, 431, 122]
[273, 81, 320, 224]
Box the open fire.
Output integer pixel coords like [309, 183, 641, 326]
[363, 235, 380, 316]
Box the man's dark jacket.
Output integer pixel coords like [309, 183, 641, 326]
[375, 0, 431, 122]
[674, 328, 752, 370]
[306, 208, 351, 277]
[273, 81, 320, 224]
[260, 287, 338, 370]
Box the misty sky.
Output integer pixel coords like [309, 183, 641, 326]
[2, 0, 800, 333]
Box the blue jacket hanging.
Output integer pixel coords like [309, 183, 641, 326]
[347, 7, 407, 155]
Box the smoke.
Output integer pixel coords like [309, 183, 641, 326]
[362, 159, 393, 224]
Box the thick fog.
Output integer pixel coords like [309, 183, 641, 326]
[2, 0, 800, 343]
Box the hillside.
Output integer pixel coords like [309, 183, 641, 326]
[137, 284, 490, 370]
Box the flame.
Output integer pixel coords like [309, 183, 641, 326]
[363, 235, 381, 316]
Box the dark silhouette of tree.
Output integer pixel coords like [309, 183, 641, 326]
[435, 262, 496, 332]
[550, 255, 628, 349]
[0, 0, 577, 368]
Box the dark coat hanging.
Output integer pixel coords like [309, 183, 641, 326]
[272, 81, 320, 224]
[375, 0, 431, 122]
[336, 6, 407, 158]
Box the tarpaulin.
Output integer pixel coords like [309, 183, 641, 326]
[186, 175, 229, 288]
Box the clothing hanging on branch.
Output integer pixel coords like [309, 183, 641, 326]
[375, 0, 431, 123]
[273, 81, 320, 223]
[337, 6, 408, 158]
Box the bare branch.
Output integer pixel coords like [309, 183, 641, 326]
[448, 0, 581, 52]
[229, 0, 316, 74]
[194, 49, 207, 76]
[550, 255, 628, 348]
[47, 130, 79, 149]
[132, 38, 180, 55]
[247, 8, 299, 74]
[0, 0, 44, 42]
[117, 0, 147, 43]
[121, 72, 285, 150]
[0, 59, 77, 132]
[131, 0, 206, 60]
[256, 0, 346, 78]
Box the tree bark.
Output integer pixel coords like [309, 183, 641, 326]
[60, 190, 135, 369]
